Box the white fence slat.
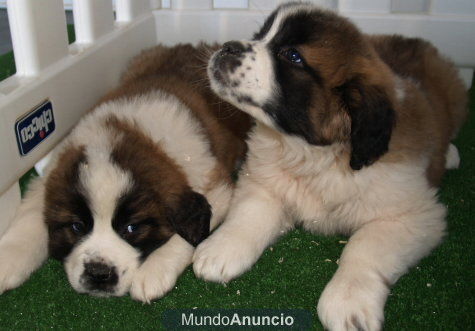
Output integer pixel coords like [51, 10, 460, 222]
[431, 0, 475, 15]
[116, 0, 151, 22]
[171, 0, 213, 10]
[7, 0, 69, 76]
[73, 0, 115, 44]
[0, 12, 157, 200]
[339, 0, 391, 13]
[0, 183, 21, 238]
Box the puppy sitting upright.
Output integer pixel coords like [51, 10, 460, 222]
[193, 2, 467, 330]
[0, 44, 250, 302]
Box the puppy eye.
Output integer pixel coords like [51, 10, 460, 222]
[124, 224, 139, 235]
[279, 48, 303, 65]
[71, 222, 84, 234]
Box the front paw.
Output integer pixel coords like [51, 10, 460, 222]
[193, 232, 259, 283]
[129, 260, 178, 303]
[317, 275, 387, 331]
[0, 247, 36, 294]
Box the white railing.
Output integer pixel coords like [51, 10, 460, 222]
[0, 0, 158, 235]
[0, 0, 474, 237]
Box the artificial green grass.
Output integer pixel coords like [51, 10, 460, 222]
[0, 46, 473, 329]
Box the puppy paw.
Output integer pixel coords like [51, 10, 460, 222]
[129, 261, 178, 303]
[317, 275, 387, 331]
[193, 232, 259, 283]
[0, 246, 37, 294]
[445, 143, 460, 169]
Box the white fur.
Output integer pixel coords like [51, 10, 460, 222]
[194, 124, 446, 330]
[206, 4, 321, 129]
[70, 91, 232, 300]
[196, 4, 449, 330]
[445, 143, 460, 169]
[0, 90, 233, 302]
[0, 178, 49, 294]
[130, 234, 194, 302]
[208, 42, 277, 128]
[64, 159, 137, 296]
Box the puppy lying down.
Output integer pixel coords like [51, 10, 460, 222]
[0, 44, 250, 302]
[193, 2, 467, 330]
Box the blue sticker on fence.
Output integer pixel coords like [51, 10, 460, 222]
[15, 100, 55, 156]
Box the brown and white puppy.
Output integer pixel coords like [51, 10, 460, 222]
[193, 2, 467, 330]
[0, 44, 250, 302]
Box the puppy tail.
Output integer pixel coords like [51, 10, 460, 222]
[445, 143, 460, 169]
[0, 177, 49, 294]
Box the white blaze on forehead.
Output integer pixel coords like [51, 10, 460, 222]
[80, 147, 133, 224]
[262, 3, 317, 44]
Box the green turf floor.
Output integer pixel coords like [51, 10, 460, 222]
[0, 44, 473, 329]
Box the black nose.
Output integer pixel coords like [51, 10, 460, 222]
[84, 262, 118, 285]
[222, 41, 246, 56]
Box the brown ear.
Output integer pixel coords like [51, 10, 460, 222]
[168, 190, 211, 247]
[338, 77, 395, 170]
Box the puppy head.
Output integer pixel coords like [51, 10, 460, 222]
[44, 117, 211, 297]
[208, 2, 395, 169]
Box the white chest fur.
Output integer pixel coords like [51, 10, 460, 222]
[243, 124, 434, 235]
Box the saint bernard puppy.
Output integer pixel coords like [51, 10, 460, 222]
[193, 2, 467, 330]
[0, 44, 250, 302]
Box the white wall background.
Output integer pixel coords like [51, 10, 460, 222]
[2, 0, 475, 13]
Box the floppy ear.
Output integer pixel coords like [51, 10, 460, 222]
[339, 78, 395, 170]
[169, 191, 212, 247]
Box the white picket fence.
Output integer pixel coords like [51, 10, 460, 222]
[0, 0, 474, 237]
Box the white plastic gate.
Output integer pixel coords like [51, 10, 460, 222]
[0, 0, 474, 237]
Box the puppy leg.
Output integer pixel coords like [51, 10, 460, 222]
[0, 178, 49, 294]
[130, 234, 193, 303]
[193, 177, 286, 283]
[317, 203, 446, 331]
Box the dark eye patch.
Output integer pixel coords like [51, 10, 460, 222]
[269, 12, 321, 49]
[46, 188, 94, 260]
[112, 186, 173, 260]
[256, 8, 334, 144]
[45, 147, 95, 260]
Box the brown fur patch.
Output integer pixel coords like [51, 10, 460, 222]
[280, 8, 467, 182]
[105, 115, 191, 254]
[99, 43, 252, 182]
[106, 115, 189, 207]
[370, 35, 468, 185]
